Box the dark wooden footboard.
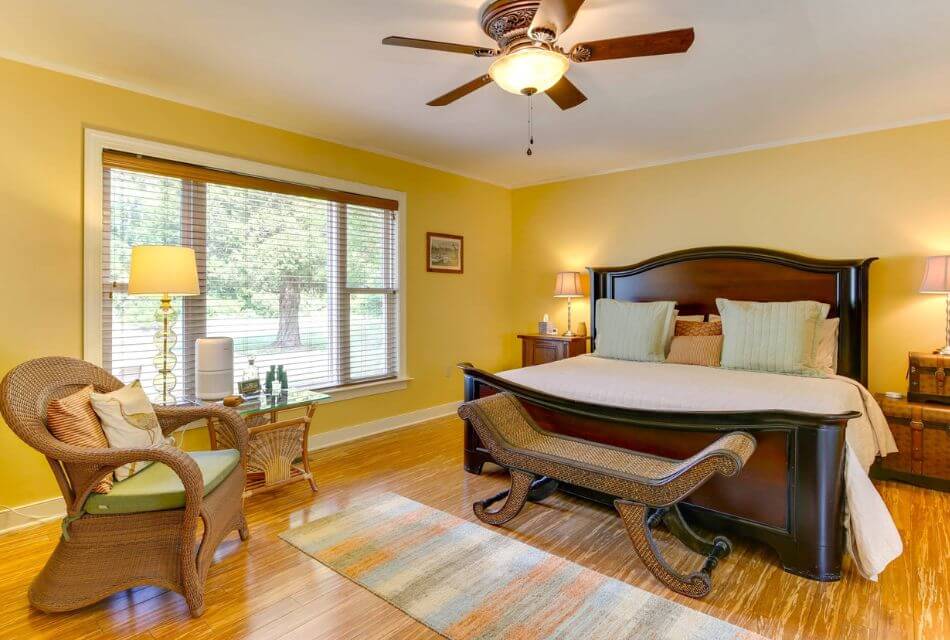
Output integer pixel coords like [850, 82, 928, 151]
[460, 364, 860, 582]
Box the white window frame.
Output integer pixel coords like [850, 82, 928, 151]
[83, 129, 409, 404]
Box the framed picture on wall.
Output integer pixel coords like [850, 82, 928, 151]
[426, 232, 464, 274]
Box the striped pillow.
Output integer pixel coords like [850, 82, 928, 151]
[594, 299, 677, 362]
[666, 335, 724, 367]
[47, 385, 112, 493]
[716, 299, 830, 376]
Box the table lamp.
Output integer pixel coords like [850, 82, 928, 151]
[920, 255, 950, 355]
[128, 245, 200, 403]
[554, 271, 583, 337]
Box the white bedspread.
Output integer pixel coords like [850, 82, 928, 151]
[496, 355, 902, 580]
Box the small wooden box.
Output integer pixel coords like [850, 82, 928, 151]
[872, 393, 950, 491]
[517, 334, 589, 367]
[908, 352, 950, 405]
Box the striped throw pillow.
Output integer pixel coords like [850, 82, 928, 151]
[47, 385, 113, 493]
[666, 335, 724, 367]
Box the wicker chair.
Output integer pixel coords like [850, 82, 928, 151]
[0, 356, 249, 617]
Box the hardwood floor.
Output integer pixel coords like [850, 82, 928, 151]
[0, 415, 946, 640]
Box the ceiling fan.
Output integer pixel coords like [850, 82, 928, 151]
[382, 0, 695, 110]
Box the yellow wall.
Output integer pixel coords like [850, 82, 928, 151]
[511, 120, 950, 396]
[0, 57, 514, 508]
[4, 53, 949, 512]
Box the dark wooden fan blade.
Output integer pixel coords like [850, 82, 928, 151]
[382, 36, 497, 57]
[427, 75, 494, 106]
[570, 28, 695, 62]
[529, 0, 586, 41]
[545, 75, 587, 110]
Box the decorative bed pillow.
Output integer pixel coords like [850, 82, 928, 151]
[47, 385, 113, 493]
[716, 299, 830, 377]
[666, 335, 724, 367]
[816, 317, 840, 375]
[594, 299, 676, 362]
[90, 381, 173, 481]
[711, 314, 839, 373]
[664, 313, 703, 353]
[674, 319, 723, 336]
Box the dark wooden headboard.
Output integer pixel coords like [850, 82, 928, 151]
[588, 246, 876, 385]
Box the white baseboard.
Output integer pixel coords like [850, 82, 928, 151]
[0, 401, 460, 536]
[308, 400, 460, 451]
[0, 496, 66, 535]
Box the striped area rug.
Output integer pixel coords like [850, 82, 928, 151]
[280, 493, 766, 640]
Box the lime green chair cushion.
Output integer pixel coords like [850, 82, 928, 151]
[85, 449, 241, 515]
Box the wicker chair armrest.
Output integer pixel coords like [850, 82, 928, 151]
[154, 404, 248, 454]
[679, 432, 756, 478]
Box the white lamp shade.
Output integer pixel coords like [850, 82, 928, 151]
[128, 245, 200, 296]
[920, 255, 950, 293]
[489, 48, 570, 95]
[554, 271, 583, 298]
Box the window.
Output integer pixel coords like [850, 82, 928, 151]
[94, 146, 402, 400]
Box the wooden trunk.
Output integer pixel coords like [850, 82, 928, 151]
[873, 394, 950, 491]
[908, 352, 950, 405]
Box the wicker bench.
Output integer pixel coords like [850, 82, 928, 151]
[459, 392, 757, 598]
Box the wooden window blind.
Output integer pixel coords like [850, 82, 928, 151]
[100, 150, 399, 398]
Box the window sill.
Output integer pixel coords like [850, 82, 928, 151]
[318, 376, 412, 404]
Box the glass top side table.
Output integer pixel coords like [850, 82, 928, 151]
[199, 389, 329, 497]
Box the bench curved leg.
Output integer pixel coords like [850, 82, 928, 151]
[615, 500, 713, 598]
[474, 469, 536, 526]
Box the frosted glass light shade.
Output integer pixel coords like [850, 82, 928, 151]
[489, 48, 569, 95]
[554, 271, 583, 298]
[128, 245, 200, 296]
[920, 255, 950, 293]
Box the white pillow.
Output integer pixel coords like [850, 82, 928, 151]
[816, 317, 839, 375]
[595, 299, 676, 362]
[713, 314, 839, 373]
[716, 299, 830, 377]
[90, 381, 174, 481]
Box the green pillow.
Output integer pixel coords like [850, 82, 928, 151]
[594, 299, 676, 362]
[716, 299, 830, 376]
[84, 449, 240, 515]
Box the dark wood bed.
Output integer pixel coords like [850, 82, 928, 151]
[461, 246, 877, 581]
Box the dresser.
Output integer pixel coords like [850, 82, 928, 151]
[872, 393, 950, 492]
[517, 334, 589, 367]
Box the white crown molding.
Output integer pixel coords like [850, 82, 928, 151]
[0, 51, 508, 189]
[508, 112, 950, 189]
[7, 52, 950, 192]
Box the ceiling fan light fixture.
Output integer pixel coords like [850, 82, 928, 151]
[488, 47, 569, 96]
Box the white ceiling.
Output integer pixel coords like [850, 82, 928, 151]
[3, 1, 950, 187]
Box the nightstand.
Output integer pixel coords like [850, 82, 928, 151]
[871, 393, 950, 492]
[517, 334, 589, 367]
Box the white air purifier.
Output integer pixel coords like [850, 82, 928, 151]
[195, 337, 234, 400]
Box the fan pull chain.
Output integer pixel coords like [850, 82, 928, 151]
[526, 94, 535, 157]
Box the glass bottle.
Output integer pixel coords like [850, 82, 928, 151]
[273, 365, 284, 396]
[243, 357, 259, 385]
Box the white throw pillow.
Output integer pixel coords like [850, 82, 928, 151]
[717, 299, 830, 376]
[816, 317, 840, 375]
[594, 299, 676, 362]
[90, 381, 174, 481]
[713, 314, 839, 374]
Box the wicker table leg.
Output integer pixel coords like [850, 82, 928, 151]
[211, 402, 319, 497]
